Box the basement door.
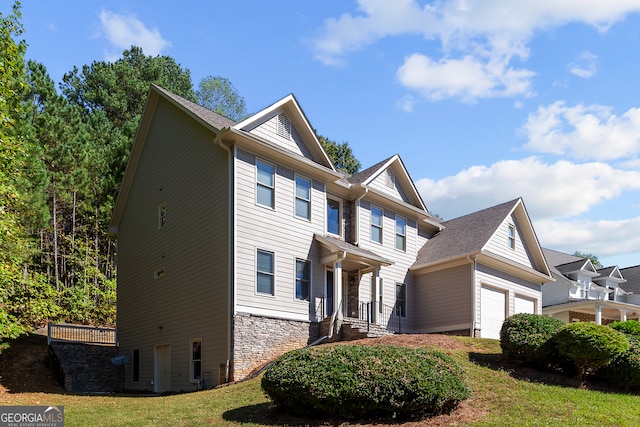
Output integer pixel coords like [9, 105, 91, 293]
[155, 344, 171, 393]
[480, 286, 506, 339]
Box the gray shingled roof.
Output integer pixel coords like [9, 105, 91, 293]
[347, 155, 396, 185]
[555, 259, 591, 275]
[153, 85, 237, 130]
[413, 198, 520, 267]
[596, 266, 616, 277]
[620, 265, 640, 294]
[315, 234, 393, 265]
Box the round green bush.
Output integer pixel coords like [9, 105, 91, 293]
[500, 313, 564, 365]
[553, 322, 630, 381]
[261, 344, 471, 420]
[597, 334, 640, 389]
[609, 319, 640, 336]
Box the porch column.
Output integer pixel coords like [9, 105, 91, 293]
[595, 304, 602, 325]
[371, 268, 380, 323]
[620, 309, 627, 321]
[335, 261, 343, 320]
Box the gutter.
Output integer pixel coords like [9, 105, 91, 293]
[469, 255, 478, 337]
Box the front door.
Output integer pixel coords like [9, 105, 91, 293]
[155, 344, 171, 393]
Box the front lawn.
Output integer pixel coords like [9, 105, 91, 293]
[2, 337, 640, 426]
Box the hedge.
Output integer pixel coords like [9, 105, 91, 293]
[500, 313, 564, 366]
[261, 344, 471, 420]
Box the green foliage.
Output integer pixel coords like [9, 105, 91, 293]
[317, 134, 361, 175]
[196, 75, 247, 121]
[553, 322, 629, 382]
[572, 251, 602, 268]
[261, 344, 471, 421]
[500, 313, 564, 365]
[597, 334, 640, 389]
[609, 319, 640, 336]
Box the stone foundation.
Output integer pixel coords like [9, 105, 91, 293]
[232, 313, 319, 381]
[568, 311, 615, 325]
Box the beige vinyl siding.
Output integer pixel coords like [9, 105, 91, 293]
[117, 98, 230, 391]
[484, 214, 534, 268]
[412, 264, 473, 333]
[367, 169, 410, 203]
[357, 200, 420, 330]
[244, 112, 314, 159]
[474, 264, 542, 329]
[234, 148, 325, 319]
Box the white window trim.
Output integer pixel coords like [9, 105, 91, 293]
[256, 249, 275, 296]
[507, 223, 516, 250]
[395, 214, 406, 252]
[370, 205, 383, 244]
[295, 258, 311, 301]
[326, 195, 342, 236]
[189, 338, 202, 383]
[255, 158, 275, 209]
[294, 174, 312, 221]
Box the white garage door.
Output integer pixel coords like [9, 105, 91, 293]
[480, 286, 506, 339]
[514, 296, 535, 314]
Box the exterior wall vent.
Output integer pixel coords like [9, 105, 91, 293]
[277, 113, 291, 140]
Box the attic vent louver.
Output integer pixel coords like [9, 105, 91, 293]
[277, 113, 291, 140]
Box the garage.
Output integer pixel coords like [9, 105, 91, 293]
[514, 295, 535, 314]
[480, 286, 506, 339]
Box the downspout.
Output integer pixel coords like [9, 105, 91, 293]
[469, 255, 478, 338]
[353, 188, 368, 246]
[215, 132, 233, 383]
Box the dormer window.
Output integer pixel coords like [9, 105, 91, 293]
[277, 113, 291, 140]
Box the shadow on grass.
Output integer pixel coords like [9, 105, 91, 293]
[466, 352, 629, 392]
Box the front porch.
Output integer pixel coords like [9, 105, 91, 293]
[543, 300, 640, 325]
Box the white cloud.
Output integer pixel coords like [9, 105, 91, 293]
[521, 101, 640, 160]
[417, 156, 640, 221]
[568, 51, 598, 78]
[311, 0, 640, 101]
[535, 217, 640, 259]
[98, 10, 170, 60]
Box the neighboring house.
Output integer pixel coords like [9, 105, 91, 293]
[542, 248, 640, 324]
[110, 85, 554, 392]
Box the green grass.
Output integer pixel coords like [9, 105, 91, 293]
[3, 338, 640, 426]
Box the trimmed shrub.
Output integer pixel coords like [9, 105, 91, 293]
[597, 334, 640, 389]
[553, 322, 630, 383]
[609, 319, 640, 336]
[261, 344, 471, 420]
[500, 313, 564, 365]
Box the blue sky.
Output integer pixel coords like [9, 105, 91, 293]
[6, 0, 640, 268]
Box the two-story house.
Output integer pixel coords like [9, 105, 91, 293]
[110, 85, 554, 392]
[542, 248, 640, 324]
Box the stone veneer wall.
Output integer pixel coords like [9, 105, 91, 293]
[232, 313, 320, 381]
[568, 311, 615, 325]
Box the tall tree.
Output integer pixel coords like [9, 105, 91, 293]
[196, 75, 247, 121]
[573, 251, 603, 268]
[317, 134, 361, 175]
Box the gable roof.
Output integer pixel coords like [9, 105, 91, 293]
[232, 93, 335, 171]
[555, 258, 599, 276]
[411, 198, 552, 281]
[110, 85, 235, 235]
[620, 265, 640, 294]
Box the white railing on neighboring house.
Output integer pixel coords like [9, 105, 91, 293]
[47, 322, 117, 346]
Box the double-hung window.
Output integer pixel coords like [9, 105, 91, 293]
[295, 259, 310, 301]
[295, 175, 311, 220]
[507, 224, 516, 249]
[257, 249, 274, 295]
[326, 197, 341, 235]
[395, 215, 406, 251]
[256, 159, 275, 208]
[371, 206, 383, 244]
[190, 339, 202, 382]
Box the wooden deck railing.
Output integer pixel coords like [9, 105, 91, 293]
[47, 322, 117, 346]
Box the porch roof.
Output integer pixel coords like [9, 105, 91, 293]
[314, 234, 393, 271]
[543, 299, 640, 319]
